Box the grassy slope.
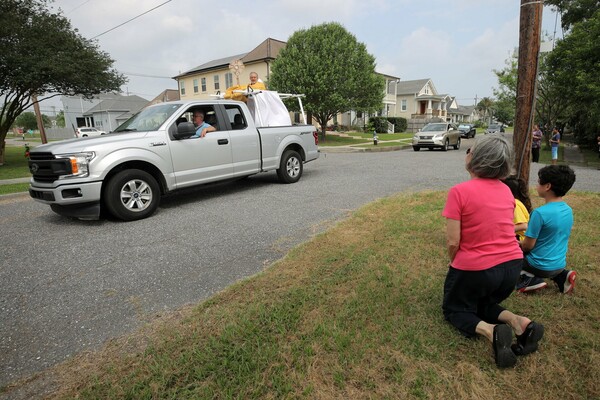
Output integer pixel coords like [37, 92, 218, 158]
[6, 191, 597, 400]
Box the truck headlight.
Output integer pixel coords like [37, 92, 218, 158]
[56, 152, 95, 178]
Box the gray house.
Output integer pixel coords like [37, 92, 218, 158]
[61, 93, 148, 133]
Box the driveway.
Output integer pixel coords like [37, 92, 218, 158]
[1, 141, 599, 388]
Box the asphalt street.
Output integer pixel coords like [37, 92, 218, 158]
[1, 140, 599, 388]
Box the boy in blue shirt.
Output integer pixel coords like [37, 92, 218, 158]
[517, 165, 577, 294]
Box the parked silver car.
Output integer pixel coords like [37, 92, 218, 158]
[485, 123, 505, 134]
[412, 122, 461, 151]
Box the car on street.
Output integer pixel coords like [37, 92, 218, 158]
[485, 123, 505, 135]
[412, 122, 461, 151]
[76, 127, 106, 137]
[458, 123, 476, 138]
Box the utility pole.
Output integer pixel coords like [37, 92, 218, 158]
[514, 0, 543, 184]
[32, 95, 48, 144]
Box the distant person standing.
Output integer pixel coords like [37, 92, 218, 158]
[550, 127, 560, 165]
[531, 124, 543, 163]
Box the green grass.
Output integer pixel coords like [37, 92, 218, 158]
[320, 132, 412, 147]
[0, 183, 30, 195]
[0, 145, 32, 179]
[319, 135, 370, 146]
[343, 132, 414, 140]
[354, 141, 411, 149]
[9, 191, 598, 400]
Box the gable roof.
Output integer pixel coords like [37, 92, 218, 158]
[396, 78, 431, 95]
[84, 94, 148, 115]
[455, 105, 477, 115]
[174, 38, 286, 79]
[149, 89, 180, 104]
[241, 38, 286, 63]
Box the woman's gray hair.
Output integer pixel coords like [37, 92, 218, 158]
[467, 134, 513, 179]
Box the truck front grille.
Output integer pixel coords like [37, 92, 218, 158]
[29, 152, 72, 183]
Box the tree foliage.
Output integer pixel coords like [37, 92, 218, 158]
[545, 7, 600, 146]
[476, 97, 494, 124]
[56, 110, 65, 128]
[492, 51, 517, 125]
[269, 22, 385, 139]
[0, 0, 125, 163]
[491, 49, 565, 132]
[544, 0, 600, 30]
[15, 111, 50, 130]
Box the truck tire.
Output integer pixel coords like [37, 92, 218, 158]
[104, 169, 160, 221]
[277, 150, 303, 183]
[413, 146, 420, 151]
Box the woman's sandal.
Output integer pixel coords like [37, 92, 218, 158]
[493, 324, 517, 368]
[512, 321, 544, 356]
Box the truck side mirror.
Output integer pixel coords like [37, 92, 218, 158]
[173, 122, 196, 139]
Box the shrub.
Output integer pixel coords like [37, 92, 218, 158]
[387, 117, 407, 133]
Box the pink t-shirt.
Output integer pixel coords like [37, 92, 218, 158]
[442, 178, 523, 271]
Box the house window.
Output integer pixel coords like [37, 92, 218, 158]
[180, 81, 185, 95]
[225, 72, 233, 88]
[201, 77, 206, 92]
[214, 75, 220, 91]
[401, 100, 407, 112]
[193, 79, 198, 93]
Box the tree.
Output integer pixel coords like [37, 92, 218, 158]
[0, 0, 125, 164]
[492, 52, 518, 125]
[476, 97, 495, 124]
[491, 46, 565, 136]
[56, 110, 65, 128]
[545, 8, 600, 146]
[544, 0, 600, 30]
[15, 112, 38, 130]
[269, 22, 385, 140]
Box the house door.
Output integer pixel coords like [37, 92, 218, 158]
[419, 102, 426, 115]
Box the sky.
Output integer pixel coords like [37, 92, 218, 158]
[38, 0, 563, 114]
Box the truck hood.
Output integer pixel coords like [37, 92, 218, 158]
[31, 132, 150, 155]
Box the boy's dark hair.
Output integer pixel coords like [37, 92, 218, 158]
[502, 175, 532, 212]
[538, 165, 576, 197]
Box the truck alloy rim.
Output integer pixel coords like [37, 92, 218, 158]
[120, 179, 153, 212]
[287, 157, 300, 177]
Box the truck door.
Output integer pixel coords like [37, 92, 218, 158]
[168, 108, 233, 187]
[223, 104, 261, 177]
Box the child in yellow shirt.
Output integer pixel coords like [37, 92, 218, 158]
[502, 176, 532, 242]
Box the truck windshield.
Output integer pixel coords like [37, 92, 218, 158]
[113, 103, 183, 133]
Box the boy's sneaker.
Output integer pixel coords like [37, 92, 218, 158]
[562, 271, 577, 294]
[516, 275, 547, 293]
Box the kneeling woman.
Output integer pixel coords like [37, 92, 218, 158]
[442, 134, 543, 368]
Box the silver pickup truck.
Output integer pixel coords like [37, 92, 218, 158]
[28, 99, 319, 221]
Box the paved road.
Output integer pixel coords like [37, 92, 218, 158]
[1, 140, 599, 388]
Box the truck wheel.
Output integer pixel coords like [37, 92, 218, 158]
[104, 169, 160, 221]
[277, 150, 303, 183]
[413, 146, 420, 151]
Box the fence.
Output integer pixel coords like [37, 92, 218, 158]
[45, 127, 77, 140]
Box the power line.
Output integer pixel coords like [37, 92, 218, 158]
[121, 71, 173, 79]
[90, 0, 173, 40]
[66, 0, 93, 14]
